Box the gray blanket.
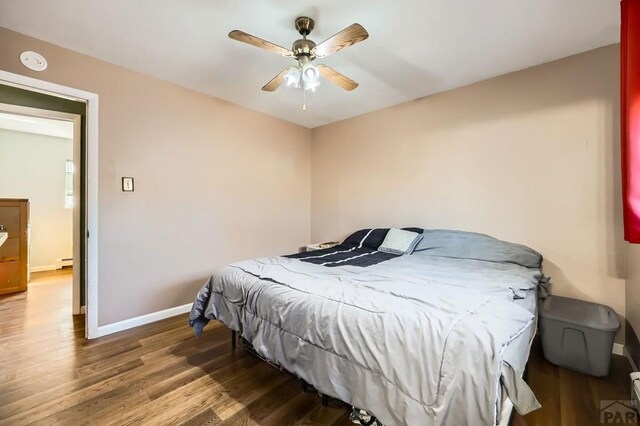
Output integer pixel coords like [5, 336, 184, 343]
[189, 231, 543, 425]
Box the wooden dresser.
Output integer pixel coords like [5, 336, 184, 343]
[0, 199, 29, 295]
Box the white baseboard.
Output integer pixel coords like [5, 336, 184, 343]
[80, 306, 86, 315]
[624, 346, 639, 372]
[612, 343, 639, 372]
[30, 265, 58, 273]
[94, 303, 193, 338]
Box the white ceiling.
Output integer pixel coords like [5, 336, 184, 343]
[0, 112, 73, 139]
[0, 0, 620, 128]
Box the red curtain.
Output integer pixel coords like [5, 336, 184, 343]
[622, 0, 640, 243]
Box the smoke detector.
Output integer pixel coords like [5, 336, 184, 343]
[20, 51, 47, 72]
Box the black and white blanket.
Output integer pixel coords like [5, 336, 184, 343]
[285, 227, 422, 267]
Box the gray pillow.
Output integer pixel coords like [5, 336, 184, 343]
[412, 229, 542, 268]
[378, 228, 424, 255]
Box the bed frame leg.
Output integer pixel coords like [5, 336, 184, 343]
[231, 330, 236, 350]
[321, 393, 329, 407]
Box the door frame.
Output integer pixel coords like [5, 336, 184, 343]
[0, 70, 100, 339]
[0, 103, 82, 314]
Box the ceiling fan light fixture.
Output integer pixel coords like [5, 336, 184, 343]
[304, 78, 320, 92]
[284, 67, 301, 88]
[301, 63, 320, 92]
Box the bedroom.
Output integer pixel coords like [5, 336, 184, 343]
[0, 1, 638, 425]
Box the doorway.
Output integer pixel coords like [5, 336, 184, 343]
[0, 105, 82, 315]
[0, 71, 99, 338]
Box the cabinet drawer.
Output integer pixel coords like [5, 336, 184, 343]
[0, 260, 20, 294]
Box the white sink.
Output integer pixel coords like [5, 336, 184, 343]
[0, 232, 7, 247]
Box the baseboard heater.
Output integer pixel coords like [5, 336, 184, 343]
[56, 257, 73, 269]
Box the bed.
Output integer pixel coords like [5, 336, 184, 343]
[189, 228, 546, 425]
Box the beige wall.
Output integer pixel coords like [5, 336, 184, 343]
[311, 45, 626, 335]
[627, 244, 640, 361]
[0, 27, 311, 326]
[0, 129, 73, 270]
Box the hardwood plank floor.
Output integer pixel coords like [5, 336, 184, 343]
[0, 270, 352, 426]
[0, 270, 635, 425]
[514, 336, 637, 426]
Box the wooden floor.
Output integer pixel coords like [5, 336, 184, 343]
[515, 337, 637, 426]
[0, 270, 635, 425]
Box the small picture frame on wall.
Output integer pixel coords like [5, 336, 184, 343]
[122, 177, 134, 192]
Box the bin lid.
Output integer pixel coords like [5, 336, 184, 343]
[539, 295, 620, 332]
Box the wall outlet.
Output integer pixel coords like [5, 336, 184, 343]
[122, 177, 134, 192]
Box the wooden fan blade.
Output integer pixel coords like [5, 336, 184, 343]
[317, 65, 359, 91]
[228, 30, 294, 57]
[312, 23, 369, 58]
[262, 67, 295, 92]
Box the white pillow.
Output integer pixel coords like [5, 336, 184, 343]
[378, 228, 423, 255]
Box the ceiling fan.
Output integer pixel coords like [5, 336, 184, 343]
[228, 16, 368, 108]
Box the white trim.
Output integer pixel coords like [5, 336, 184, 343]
[80, 305, 86, 315]
[0, 70, 100, 339]
[86, 92, 99, 339]
[29, 265, 58, 273]
[95, 303, 193, 337]
[623, 345, 639, 372]
[0, 71, 94, 101]
[614, 343, 639, 372]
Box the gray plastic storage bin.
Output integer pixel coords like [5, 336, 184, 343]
[539, 295, 620, 377]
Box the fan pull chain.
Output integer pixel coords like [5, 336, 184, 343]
[302, 88, 307, 111]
